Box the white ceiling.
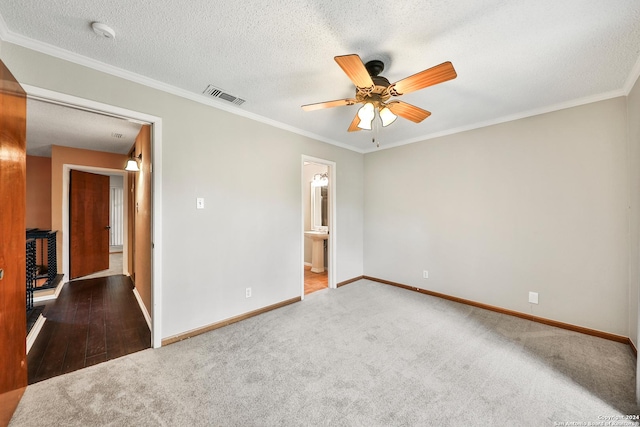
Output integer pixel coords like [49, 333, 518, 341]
[2, 1, 640, 153]
[26, 99, 141, 157]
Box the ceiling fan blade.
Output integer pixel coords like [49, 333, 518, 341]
[392, 61, 457, 95]
[387, 101, 431, 123]
[334, 54, 374, 89]
[301, 98, 357, 111]
[347, 112, 362, 132]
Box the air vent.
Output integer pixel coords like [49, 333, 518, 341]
[202, 84, 245, 106]
[111, 132, 123, 139]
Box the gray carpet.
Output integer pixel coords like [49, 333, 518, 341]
[10, 280, 638, 426]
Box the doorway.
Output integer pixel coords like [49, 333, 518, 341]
[301, 156, 336, 297]
[23, 84, 163, 348]
[26, 127, 153, 383]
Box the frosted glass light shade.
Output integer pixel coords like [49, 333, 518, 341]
[379, 107, 397, 127]
[357, 103, 375, 130]
[125, 159, 140, 171]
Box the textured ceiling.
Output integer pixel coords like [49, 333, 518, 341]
[2, 1, 640, 153]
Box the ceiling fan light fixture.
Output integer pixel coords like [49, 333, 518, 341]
[379, 107, 397, 127]
[357, 102, 375, 130]
[301, 54, 456, 140]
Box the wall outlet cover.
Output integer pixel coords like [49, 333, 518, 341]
[528, 291, 539, 304]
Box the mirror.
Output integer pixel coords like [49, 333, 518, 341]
[311, 183, 328, 231]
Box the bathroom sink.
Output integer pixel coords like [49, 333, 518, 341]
[304, 231, 329, 240]
[305, 231, 328, 273]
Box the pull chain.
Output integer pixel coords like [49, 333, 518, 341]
[372, 109, 380, 148]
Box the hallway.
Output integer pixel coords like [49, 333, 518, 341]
[27, 275, 150, 384]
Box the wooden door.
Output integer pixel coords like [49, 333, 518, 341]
[70, 170, 110, 279]
[0, 61, 28, 426]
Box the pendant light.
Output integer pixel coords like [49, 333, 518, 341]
[125, 153, 142, 172]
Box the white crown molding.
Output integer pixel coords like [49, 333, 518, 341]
[0, 20, 364, 154]
[363, 88, 627, 154]
[1, 15, 636, 156]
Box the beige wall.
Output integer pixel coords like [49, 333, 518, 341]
[364, 97, 629, 336]
[26, 155, 51, 230]
[0, 41, 365, 339]
[6, 38, 635, 345]
[51, 145, 128, 275]
[26, 155, 52, 267]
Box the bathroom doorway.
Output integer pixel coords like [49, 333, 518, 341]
[302, 156, 336, 296]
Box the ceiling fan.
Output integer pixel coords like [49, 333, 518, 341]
[302, 54, 457, 132]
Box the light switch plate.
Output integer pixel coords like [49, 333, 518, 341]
[196, 198, 205, 209]
[528, 291, 539, 304]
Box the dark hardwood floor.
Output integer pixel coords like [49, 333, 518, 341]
[304, 265, 328, 294]
[28, 274, 150, 384]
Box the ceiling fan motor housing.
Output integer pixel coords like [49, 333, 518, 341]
[356, 75, 392, 105]
[355, 60, 392, 105]
[365, 60, 385, 77]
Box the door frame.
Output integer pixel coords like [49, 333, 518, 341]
[22, 84, 164, 348]
[301, 155, 337, 298]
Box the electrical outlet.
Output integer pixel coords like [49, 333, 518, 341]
[196, 198, 205, 209]
[245, 287, 252, 298]
[528, 291, 538, 304]
[423, 270, 429, 279]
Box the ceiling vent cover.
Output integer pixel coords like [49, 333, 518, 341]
[202, 85, 246, 106]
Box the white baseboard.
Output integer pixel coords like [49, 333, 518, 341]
[33, 277, 65, 303]
[27, 314, 46, 354]
[133, 287, 152, 331]
[304, 262, 312, 267]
